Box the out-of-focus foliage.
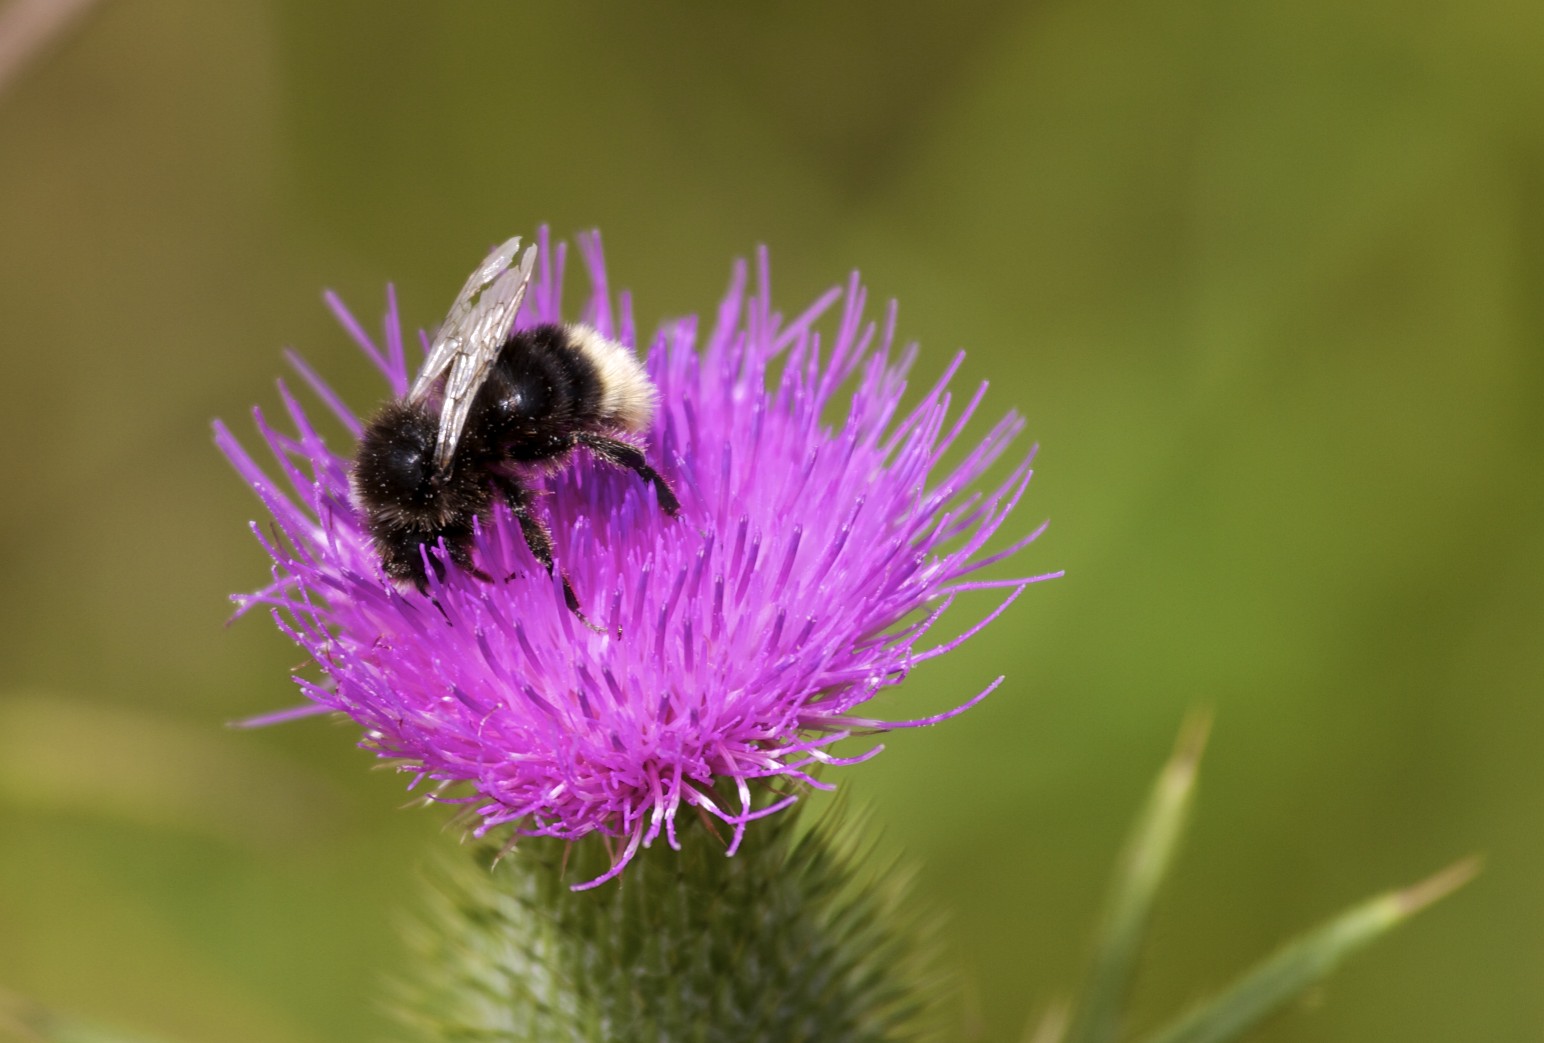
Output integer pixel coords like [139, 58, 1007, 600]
[0, 3, 1537, 1041]
[1054, 717, 1475, 1043]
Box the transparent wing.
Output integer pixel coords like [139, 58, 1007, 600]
[409, 236, 527, 402]
[408, 237, 538, 475]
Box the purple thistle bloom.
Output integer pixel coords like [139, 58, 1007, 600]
[217, 229, 1058, 888]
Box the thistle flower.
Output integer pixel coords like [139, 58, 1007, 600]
[217, 229, 1056, 888]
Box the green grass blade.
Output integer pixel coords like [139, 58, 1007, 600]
[1135, 858, 1480, 1043]
[1065, 712, 1211, 1043]
[1023, 1000, 1070, 1043]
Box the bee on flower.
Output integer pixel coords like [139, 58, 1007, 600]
[218, 229, 1056, 888]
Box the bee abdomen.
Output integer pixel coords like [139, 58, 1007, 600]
[559, 324, 658, 432]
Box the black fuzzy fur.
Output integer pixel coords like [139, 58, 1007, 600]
[352, 324, 678, 599]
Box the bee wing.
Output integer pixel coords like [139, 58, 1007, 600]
[410, 237, 528, 401]
[408, 237, 538, 475]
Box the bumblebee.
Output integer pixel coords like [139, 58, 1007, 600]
[351, 238, 678, 613]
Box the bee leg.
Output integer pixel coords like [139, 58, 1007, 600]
[406, 544, 454, 623]
[574, 433, 681, 516]
[444, 533, 492, 583]
[411, 540, 450, 592]
[492, 474, 602, 632]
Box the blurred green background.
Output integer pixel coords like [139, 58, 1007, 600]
[2, 2, 1540, 1040]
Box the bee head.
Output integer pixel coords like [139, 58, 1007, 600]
[353, 402, 446, 524]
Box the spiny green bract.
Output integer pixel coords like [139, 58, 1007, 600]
[398, 805, 948, 1043]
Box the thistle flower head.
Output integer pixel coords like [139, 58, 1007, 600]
[218, 229, 1056, 887]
